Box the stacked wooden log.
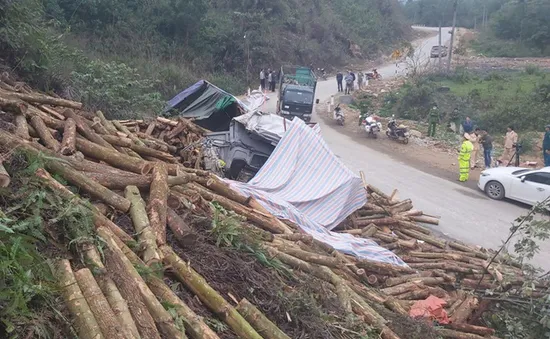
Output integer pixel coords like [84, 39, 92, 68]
[0, 77, 545, 339]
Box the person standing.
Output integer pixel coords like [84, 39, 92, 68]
[259, 69, 266, 91]
[458, 133, 474, 182]
[336, 71, 343, 92]
[350, 71, 356, 91]
[345, 72, 353, 95]
[357, 71, 364, 90]
[427, 104, 439, 137]
[470, 129, 480, 169]
[480, 128, 493, 169]
[450, 108, 461, 134]
[267, 70, 273, 92]
[462, 116, 474, 134]
[499, 125, 518, 166]
[543, 124, 550, 166]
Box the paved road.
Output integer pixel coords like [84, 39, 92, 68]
[263, 27, 550, 269]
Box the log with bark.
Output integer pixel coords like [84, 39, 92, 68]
[80, 244, 140, 339]
[0, 96, 28, 114]
[0, 89, 82, 109]
[98, 227, 184, 339]
[236, 298, 291, 339]
[449, 294, 478, 324]
[148, 163, 169, 245]
[74, 268, 129, 339]
[53, 259, 104, 339]
[161, 245, 263, 339]
[101, 135, 177, 162]
[113, 120, 146, 146]
[14, 114, 31, 139]
[125, 185, 162, 266]
[166, 208, 198, 247]
[63, 109, 116, 150]
[60, 118, 77, 155]
[29, 115, 60, 151]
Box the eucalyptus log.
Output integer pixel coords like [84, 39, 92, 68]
[60, 118, 77, 155]
[383, 296, 408, 316]
[272, 242, 341, 268]
[101, 135, 177, 162]
[381, 281, 423, 296]
[166, 208, 198, 247]
[75, 268, 128, 339]
[444, 323, 495, 336]
[46, 160, 131, 212]
[355, 258, 415, 276]
[449, 295, 478, 324]
[409, 215, 440, 225]
[99, 227, 183, 339]
[14, 114, 30, 139]
[75, 137, 153, 174]
[54, 259, 103, 339]
[398, 228, 446, 248]
[0, 96, 28, 114]
[161, 245, 262, 339]
[181, 184, 288, 234]
[63, 109, 116, 150]
[1, 90, 82, 109]
[436, 328, 487, 339]
[38, 104, 66, 120]
[197, 175, 250, 205]
[35, 168, 133, 244]
[236, 298, 291, 339]
[26, 104, 65, 129]
[113, 120, 146, 146]
[148, 163, 168, 245]
[30, 115, 60, 151]
[80, 245, 140, 339]
[125, 185, 162, 266]
[96, 110, 118, 135]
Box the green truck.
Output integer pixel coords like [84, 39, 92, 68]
[277, 66, 319, 122]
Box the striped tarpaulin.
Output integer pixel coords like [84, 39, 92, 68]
[229, 118, 407, 266]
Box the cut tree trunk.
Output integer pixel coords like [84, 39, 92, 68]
[63, 109, 116, 150]
[30, 115, 60, 151]
[95, 110, 119, 135]
[101, 135, 176, 163]
[381, 281, 424, 296]
[75, 137, 153, 175]
[53, 259, 104, 339]
[0, 96, 28, 114]
[80, 244, 140, 339]
[196, 175, 250, 205]
[98, 227, 183, 339]
[398, 228, 446, 248]
[450, 295, 478, 324]
[0, 162, 10, 187]
[113, 120, 146, 146]
[125, 185, 162, 266]
[161, 245, 262, 339]
[60, 118, 77, 155]
[444, 323, 495, 336]
[148, 163, 168, 245]
[74, 268, 128, 339]
[409, 215, 440, 225]
[14, 114, 30, 140]
[1, 90, 82, 109]
[355, 258, 415, 276]
[166, 208, 198, 247]
[34, 168, 133, 243]
[45, 160, 131, 212]
[236, 298, 291, 339]
[436, 328, 487, 339]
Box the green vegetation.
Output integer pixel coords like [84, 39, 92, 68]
[382, 68, 550, 135]
[404, 0, 550, 57]
[1, 0, 409, 118]
[0, 151, 97, 338]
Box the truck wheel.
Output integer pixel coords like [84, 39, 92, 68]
[402, 137, 409, 144]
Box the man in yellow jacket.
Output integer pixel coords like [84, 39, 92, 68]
[459, 133, 474, 182]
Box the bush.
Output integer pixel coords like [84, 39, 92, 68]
[525, 65, 542, 76]
[72, 61, 164, 119]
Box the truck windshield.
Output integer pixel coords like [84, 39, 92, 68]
[284, 90, 313, 104]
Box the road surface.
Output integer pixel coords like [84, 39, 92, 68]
[263, 27, 550, 269]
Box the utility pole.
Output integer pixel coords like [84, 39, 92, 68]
[438, 21, 442, 70]
[447, 0, 458, 72]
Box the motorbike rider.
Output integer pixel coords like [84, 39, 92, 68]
[372, 69, 380, 79]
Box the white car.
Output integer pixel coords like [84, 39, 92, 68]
[477, 166, 550, 206]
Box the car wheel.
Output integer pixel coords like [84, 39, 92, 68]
[485, 181, 505, 200]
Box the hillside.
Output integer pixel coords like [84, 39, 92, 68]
[1, 0, 410, 118]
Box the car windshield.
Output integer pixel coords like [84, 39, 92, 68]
[512, 169, 530, 175]
[284, 90, 313, 104]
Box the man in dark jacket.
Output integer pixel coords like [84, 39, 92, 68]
[544, 124, 550, 166]
[462, 116, 474, 134]
[480, 128, 493, 168]
[336, 71, 343, 92]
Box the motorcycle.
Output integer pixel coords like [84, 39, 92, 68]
[317, 68, 328, 80]
[386, 115, 410, 144]
[362, 114, 382, 138]
[333, 104, 345, 126]
[365, 69, 381, 80]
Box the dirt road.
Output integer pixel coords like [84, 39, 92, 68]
[263, 26, 550, 269]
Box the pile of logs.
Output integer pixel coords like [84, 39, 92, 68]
[0, 76, 545, 339]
